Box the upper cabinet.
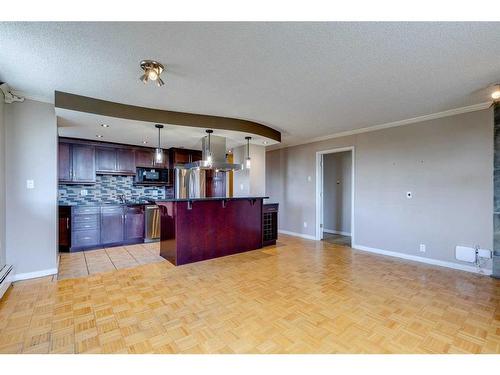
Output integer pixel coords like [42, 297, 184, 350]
[169, 148, 202, 167]
[58, 142, 96, 184]
[96, 147, 135, 175]
[135, 149, 154, 168]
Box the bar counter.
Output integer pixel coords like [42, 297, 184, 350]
[155, 197, 268, 265]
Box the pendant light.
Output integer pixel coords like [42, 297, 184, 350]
[245, 136, 251, 169]
[206, 130, 214, 166]
[154, 124, 164, 164]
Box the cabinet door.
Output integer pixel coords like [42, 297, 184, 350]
[124, 206, 145, 242]
[173, 150, 190, 164]
[135, 149, 154, 167]
[100, 207, 124, 245]
[96, 147, 117, 172]
[190, 150, 203, 162]
[72, 145, 96, 183]
[117, 149, 136, 173]
[58, 143, 72, 181]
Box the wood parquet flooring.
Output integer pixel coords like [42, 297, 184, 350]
[0, 234, 499, 354]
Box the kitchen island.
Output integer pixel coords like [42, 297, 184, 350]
[156, 197, 267, 265]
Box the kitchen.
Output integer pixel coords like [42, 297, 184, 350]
[56, 91, 280, 277]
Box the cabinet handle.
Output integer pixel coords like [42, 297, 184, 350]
[66, 217, 69, 229]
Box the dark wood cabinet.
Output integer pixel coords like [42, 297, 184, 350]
[135, 149, 154, 168]
[124, 206, 145, 244]
[169, 148, 202, 167]
[58, 206, 71, 251]
[58, 143, 72, 182]
[100, 206, 124, 246]
[206, 170, 226, 197]
[96, 147, 116, 172]
[71, 145, 96, 183]
[117, 149, 135, 173]
[71, 206, 100, 250]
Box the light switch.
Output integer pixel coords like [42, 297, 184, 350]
[26, 179, 34, 189]
[307, 176, 312, 182]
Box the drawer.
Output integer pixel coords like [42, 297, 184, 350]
[263, 204, 279, 213]
[101, 206, 123, 214]
[73, 220, 99, 231]
[73, 214, 99, 224]
[73, 206, 100, 215]
[72, 229, 100, 247]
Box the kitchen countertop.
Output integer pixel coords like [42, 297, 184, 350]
[154, 196, 269, 203]
[58, 201, 155, 207]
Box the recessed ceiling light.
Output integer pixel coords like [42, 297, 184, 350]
[263, 141, 269, 145]
[142, 141, 148, 144]
[492, 84, 500, 100]
[96, 135, 103, 138]
[101, 123, 109, 128]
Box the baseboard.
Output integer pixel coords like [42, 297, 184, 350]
[0, 265, 14, 299]
[12, 268, 58, 282]
[324, 229, 351, 236]
[352, 244, 492, 276]
[278, 229, 316, 241]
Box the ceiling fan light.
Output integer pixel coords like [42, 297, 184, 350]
[148, 68, 159, 81]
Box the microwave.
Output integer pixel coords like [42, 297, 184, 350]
[136, 167, 169, 184]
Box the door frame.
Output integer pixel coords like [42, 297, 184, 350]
[315, 146, 355, 243]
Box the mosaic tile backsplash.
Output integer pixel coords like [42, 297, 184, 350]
[58, 175, 173, 205]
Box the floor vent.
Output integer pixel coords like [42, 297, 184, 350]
[0, 265, 14, 300]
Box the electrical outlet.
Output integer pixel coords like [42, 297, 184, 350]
[26, 179, 34, 189]
[80, 189, 88, 196]
[303, 221, 308, 228]
[307, 176, 312, 182]
[240, 184, 244, 191]
[419, 244, 426, 253]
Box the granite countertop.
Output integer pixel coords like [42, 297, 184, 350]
[154, 196, 269, 203]
[59, 200, 155, 207]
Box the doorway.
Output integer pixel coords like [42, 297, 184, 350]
[315, 147, 354, 246]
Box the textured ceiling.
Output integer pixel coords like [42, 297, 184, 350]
[1, 22, 500, 147]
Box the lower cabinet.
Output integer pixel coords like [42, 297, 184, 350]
[62, 205, 146, 252]
[100, 206, 125, 246]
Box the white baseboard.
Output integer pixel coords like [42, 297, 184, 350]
[352, 244, 492, 276]
[324, 229, 351, 236]
[278, 229, 316, 241]
[12, 268, 58, 282]
[0, 265, 14, 300]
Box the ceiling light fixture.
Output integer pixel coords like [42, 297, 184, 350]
[205, 130, 214, 167]
[142, 140, 148, 144]
[245, 136, 252, 169]
[154, 124, 164, 164]
[140, 60, 165, 87]
[492, 84, 500, 101]
[96, 134, 103, 138]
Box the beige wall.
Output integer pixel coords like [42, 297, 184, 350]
[5, 99, 58, 277]
[233, 144, 266, 197]
[323, 151, 352, 234]
[0, 93, 5, 267]
[266, 108, 493, 267]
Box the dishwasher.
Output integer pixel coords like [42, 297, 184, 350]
[144, 205, 160, 242]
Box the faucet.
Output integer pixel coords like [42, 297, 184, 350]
[117, 194, 125, 204]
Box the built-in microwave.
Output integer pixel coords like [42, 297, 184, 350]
[135, 167, 169, 184]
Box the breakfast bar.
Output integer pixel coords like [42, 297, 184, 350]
[156, 197, 267, 265]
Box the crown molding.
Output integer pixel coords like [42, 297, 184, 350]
[270, 101, 493, 151]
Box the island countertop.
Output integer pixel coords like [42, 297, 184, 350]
[157, 197, 266, 265]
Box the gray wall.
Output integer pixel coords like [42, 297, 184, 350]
[233, 144, 266, 197]
[266, 108, 493, 266]
[323, 151, 351, 234]
[5, 99, 58, 276]
[0, 92, 5, 268]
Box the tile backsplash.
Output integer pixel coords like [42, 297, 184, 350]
[58, 175, 173, 205]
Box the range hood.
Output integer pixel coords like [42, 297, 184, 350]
[180, 135, 243, 171]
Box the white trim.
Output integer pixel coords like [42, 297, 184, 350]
[0, 266, 14, 300]
[352, 244, 492, 276]
[278, 229, 316, 241]
[270, 101, 492, 150]
[12, 268, 58, 282]
[316, 147, 355, 245]
[324, 229, 351, 236]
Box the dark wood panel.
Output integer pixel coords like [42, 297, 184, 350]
[135, 149, 154, 168]
[100, 207, 124, 245]
[96, 147, 117, 172]
[205, 170, 226, 198]
[124, 206, 145, 243]
[72, 145, 96, 183]
[117, 149, 136, 173]
[58, 206, 71, 251]
[159, 199, 263, 266]
[58, 143, 72, 182]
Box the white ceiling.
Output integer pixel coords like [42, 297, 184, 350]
[56, 108, 277, 150]
[1, 22, 500, 147]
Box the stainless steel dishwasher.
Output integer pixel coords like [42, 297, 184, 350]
[144, 205, 160, 242]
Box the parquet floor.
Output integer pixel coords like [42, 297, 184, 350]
[0, 234, 499, 354]
[57, 242, 165, 280]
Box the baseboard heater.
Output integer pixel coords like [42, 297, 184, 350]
[0, 264, 14, 300]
